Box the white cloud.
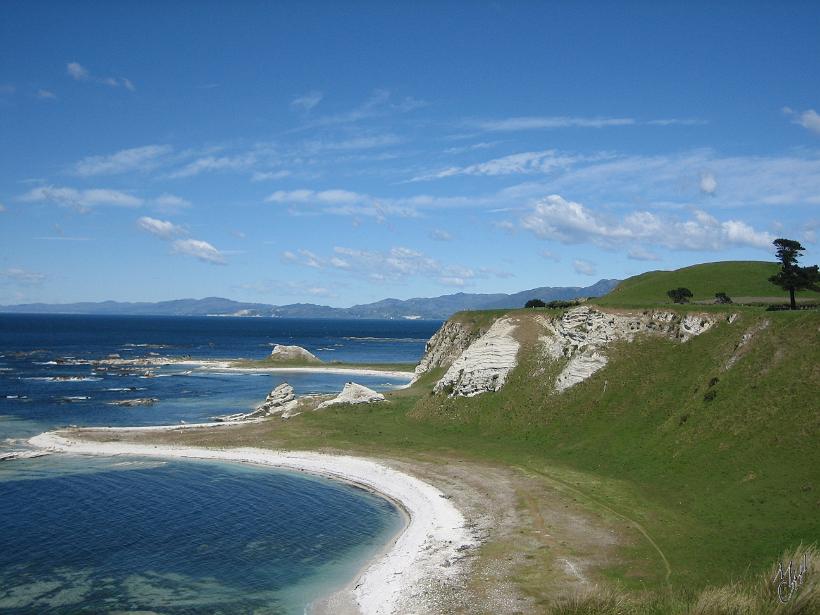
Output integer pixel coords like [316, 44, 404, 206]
[539, 249, 560, 262]
[0, 267, 45, 284]
[572, 259, 597, 276]
[412, 150, 596, 181]
[137, 216, 184, 239]
[67, 62, 89, 81]
[20, 186, 142, 211]
[784, 107, 820, 135]
[266, 188, 419, 220]
[476, 116, 636, 132]
[291, 91, 323, 111]
[72, 145, 173, 176]
[36, 89, 57, 100]
[67, 62, 134, 90]
[700, 172, 717, 195]
[521, 194, 775, 251]
[251, 170, 291, 182]
[172, 239, 226, 264]
[153, 193, 191, 212]
[430, 228, 453, 241]
[281, 244, 477, 288]
[170, 154, 256, 178]
[627, 247, 661, 261]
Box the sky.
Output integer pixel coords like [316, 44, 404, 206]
[1, 1, 819, 307]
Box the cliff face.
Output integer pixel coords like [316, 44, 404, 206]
[416, 306, 728, 398]
[433, 318, 520, 397]
[414, 319, 482, 377]
[541, 306, 722, 392]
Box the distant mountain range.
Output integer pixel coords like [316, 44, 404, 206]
[0, 279, 620, 320]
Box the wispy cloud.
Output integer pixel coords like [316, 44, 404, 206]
[172, 239, 227, 264]
[20, 186, 142, 212]
[521, 194, 775, 252]
[281, 244, 480, 288]
[291, 91, 323, 111]
[71, 145, 173, 176]
[36, 89, 57, 100]
[0, 267, 46, 284]
[67, 62, 135, 90]
[572, 259, 597, 276]
[783, 106, 820, 135]
[471, 115, 706, 132]
[430, 228, 453, 241]
[170, 154, 256, 178]
[474, 115, 636, 132]
[153, 193, 191, 212]
[137, 216, 185, 239]
[410, 149, 603, 181]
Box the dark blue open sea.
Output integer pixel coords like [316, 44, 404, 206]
[0, 315, 440, 613]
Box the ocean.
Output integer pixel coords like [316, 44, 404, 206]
[0, 314, 441, 613]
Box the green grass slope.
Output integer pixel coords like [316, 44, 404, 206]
[598, 260, 820, 307]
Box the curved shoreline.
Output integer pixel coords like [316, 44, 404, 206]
[178, 359, 416, 381]
[28, 431, 477, 615]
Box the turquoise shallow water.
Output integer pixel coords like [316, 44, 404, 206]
[0, 455, 403, 614]
[0, 315, 437, 613]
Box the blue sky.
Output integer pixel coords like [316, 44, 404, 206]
[1, 1, 819, 306]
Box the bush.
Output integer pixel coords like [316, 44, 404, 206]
[667, 287, 694, 304]
[525, 298, 546, 308]
[715, 292, 733, 304]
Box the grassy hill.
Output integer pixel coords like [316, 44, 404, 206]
[599, 260, 820, 307]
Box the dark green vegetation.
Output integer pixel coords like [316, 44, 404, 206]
[769, 238, 820, 310]
[666, 287, 693, 304]
[600, 261, 820, 307]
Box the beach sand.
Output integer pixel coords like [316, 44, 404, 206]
[29, 431, 477, 615]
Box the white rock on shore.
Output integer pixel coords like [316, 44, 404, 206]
[269, 344, 320, 363]
[317, 382, 386, 409]
[215, 382, 299, 421]
[434, 317, 520, 397]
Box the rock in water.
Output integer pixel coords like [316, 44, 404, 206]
[317, 382, 386, 409]
[214, 382, 299, 421]
[434, 317, 520, 397]
[269, 344, 321, 363]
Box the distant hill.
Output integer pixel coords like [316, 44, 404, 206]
[0, 279, 620, 320]
[598, 261, 820, 307]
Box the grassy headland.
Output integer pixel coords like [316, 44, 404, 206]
[77, 262, 819, 613]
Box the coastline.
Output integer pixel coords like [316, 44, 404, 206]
[180, 360, 416, 381]
[28, 431, 477, 615]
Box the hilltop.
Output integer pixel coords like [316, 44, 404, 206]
[600, 260, 820, 307]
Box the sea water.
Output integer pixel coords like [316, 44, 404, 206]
[0, 315, 440, 613]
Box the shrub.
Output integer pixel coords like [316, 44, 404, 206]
[667, 287, 694, 304]
[525, 298, 546, 308]
[715, 292, 733, 304]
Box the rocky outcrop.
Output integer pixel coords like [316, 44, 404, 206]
[317, 382, 386, 409]
[269, 344, 321, 363]
[414, 320, 481, 378]
[434, 318, 520, 397]
[542, 306, 722, 392]
[214, 383, 298, 421]
[107, 398, 159, 407]
[725, 318, 769, 370]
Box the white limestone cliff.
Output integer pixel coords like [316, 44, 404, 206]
[434, 318, 520, 397]
[414, 320, 478, 378]
[542, 306, 721, 392]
